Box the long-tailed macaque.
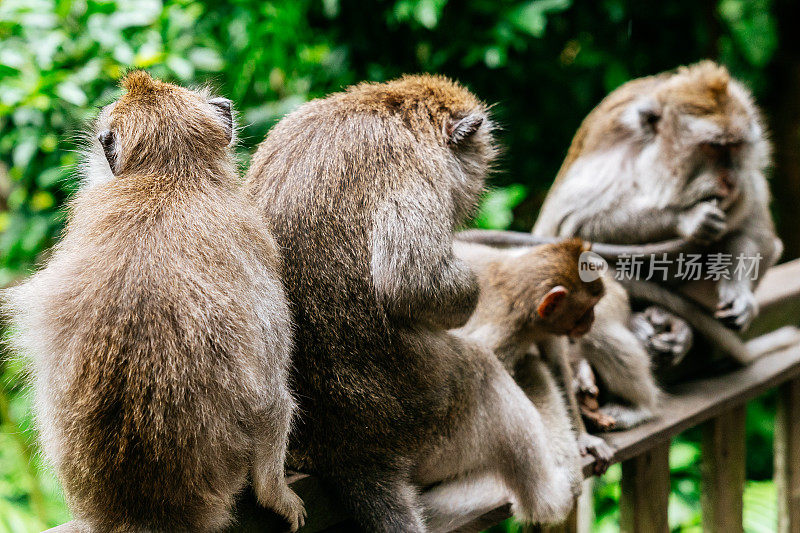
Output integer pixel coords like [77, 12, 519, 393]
[533, 61, 781, 347]
[245, 75, 579, 532]
[452, 239, 662, 467]
[3, 72, 304, 531]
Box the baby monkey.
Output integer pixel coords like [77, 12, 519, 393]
[452, 238, 616, 470]
[3, 72, 303, 531]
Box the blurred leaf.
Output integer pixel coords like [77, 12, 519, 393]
[744, 480, 777, 533]
[473, 185, 528, 229]
[509, 0, 571, 38]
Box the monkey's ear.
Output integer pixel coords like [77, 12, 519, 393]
[635, 98, 661, 134]
[98, 129, 117, 175]
[446, 114, 484, 145]
[537, 286, 568, 319]
[209, 97, 233, 144]
[622, 97, 661, 136]
[639, 107, 661, 133]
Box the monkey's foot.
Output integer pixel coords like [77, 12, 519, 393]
[580, 403, 617, 432]
[578, 433, 614, 475]
[573, 357, 599, 397]
[631, 306, 693, 367]
[256, 483, 306, 532]
[716, 291, 756, 331]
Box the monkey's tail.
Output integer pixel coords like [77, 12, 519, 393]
[621, 279, 754, 364]
[455, 229, 691, 259]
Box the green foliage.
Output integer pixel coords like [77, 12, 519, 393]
[0, 0, 788, 531]
[472, 185, 528, 230]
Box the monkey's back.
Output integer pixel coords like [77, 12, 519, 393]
[6, 176, 291, 530]
[246, 94, 470, 474]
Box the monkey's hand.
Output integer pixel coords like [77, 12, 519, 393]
[578, 432, 614, 475]
[257, 483, 306, 532]
[572, 357, 599, 398]
[677, 200, 727, 245]
[716, 286, 757, 331]
[630, 306, 693, 368]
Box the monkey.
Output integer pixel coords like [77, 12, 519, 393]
[245, 75, 579, 532]
[532, 61, 781, 360]
[452, 235, 666, 435]
[2, 72, 304, 532]
[450, 239, 608, 460]
[458, 61, 783, 376]
[451, 238, 662, 467]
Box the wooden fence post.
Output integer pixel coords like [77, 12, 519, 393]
[522, 507, 577, 533]
[701, 406, 746, 533]
[620, 440, 671, 533]
[777, 378, 800, 533]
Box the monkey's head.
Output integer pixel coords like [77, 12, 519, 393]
[347, 75, 497, 216]
[627, 62, 766, 210]
[86, 71, 235, 185]
[562, 61, 768, 215]
[491, 238, 605, 338]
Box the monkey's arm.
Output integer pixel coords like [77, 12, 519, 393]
[371, 193, 479, 330]
[562, 198, 728, 247]
[538, 336, 613, 473]
[713, 203, 782, 330]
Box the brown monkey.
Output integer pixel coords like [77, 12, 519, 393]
[533, 61, 781, 360]
[3, 72, 304, 531]
[452, 237, 666, 435]
[245, 75, 578, 532]
[453, 239, 617, 469]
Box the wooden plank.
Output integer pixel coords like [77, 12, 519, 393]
[776, 378, 800, 533]
[747, 259, 800, 338]
[451, 503, 512, 533]
[701, 406, 746, 533]
[619, 440, 670, 533]
[581, 340, 800, 476]
[575, 478, 594, 533]
[521, 507, 578, 533]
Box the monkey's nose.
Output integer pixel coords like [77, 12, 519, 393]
[718, 170, 735, 196]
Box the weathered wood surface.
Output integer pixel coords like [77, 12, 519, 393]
[701, 406, 746, 533]
[776, 377, 800, 533]
[746, 258, 800, 338]
[619, 440, 671, 533]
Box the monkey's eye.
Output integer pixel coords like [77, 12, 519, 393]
[700, 142, 724, 157]
[727, 140, 745, 153]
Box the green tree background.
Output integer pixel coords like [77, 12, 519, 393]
[1, 0, 798, 531]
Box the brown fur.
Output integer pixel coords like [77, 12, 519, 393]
[533, 60, 780, 426]
[487, 239, 603, 336]
[245, 75, 576, 531]
[557, 61, 747, 177]
[452, 239, 613, 470]
[3, 72, 303, 531]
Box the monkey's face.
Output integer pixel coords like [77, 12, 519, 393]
[536, 280, 604, 338]
[621, 62, 767, 212]
[90, 71, 234, 180]
[658, 104, 759, 211]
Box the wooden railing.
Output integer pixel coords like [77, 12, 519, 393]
[48, 258, 800, 533]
